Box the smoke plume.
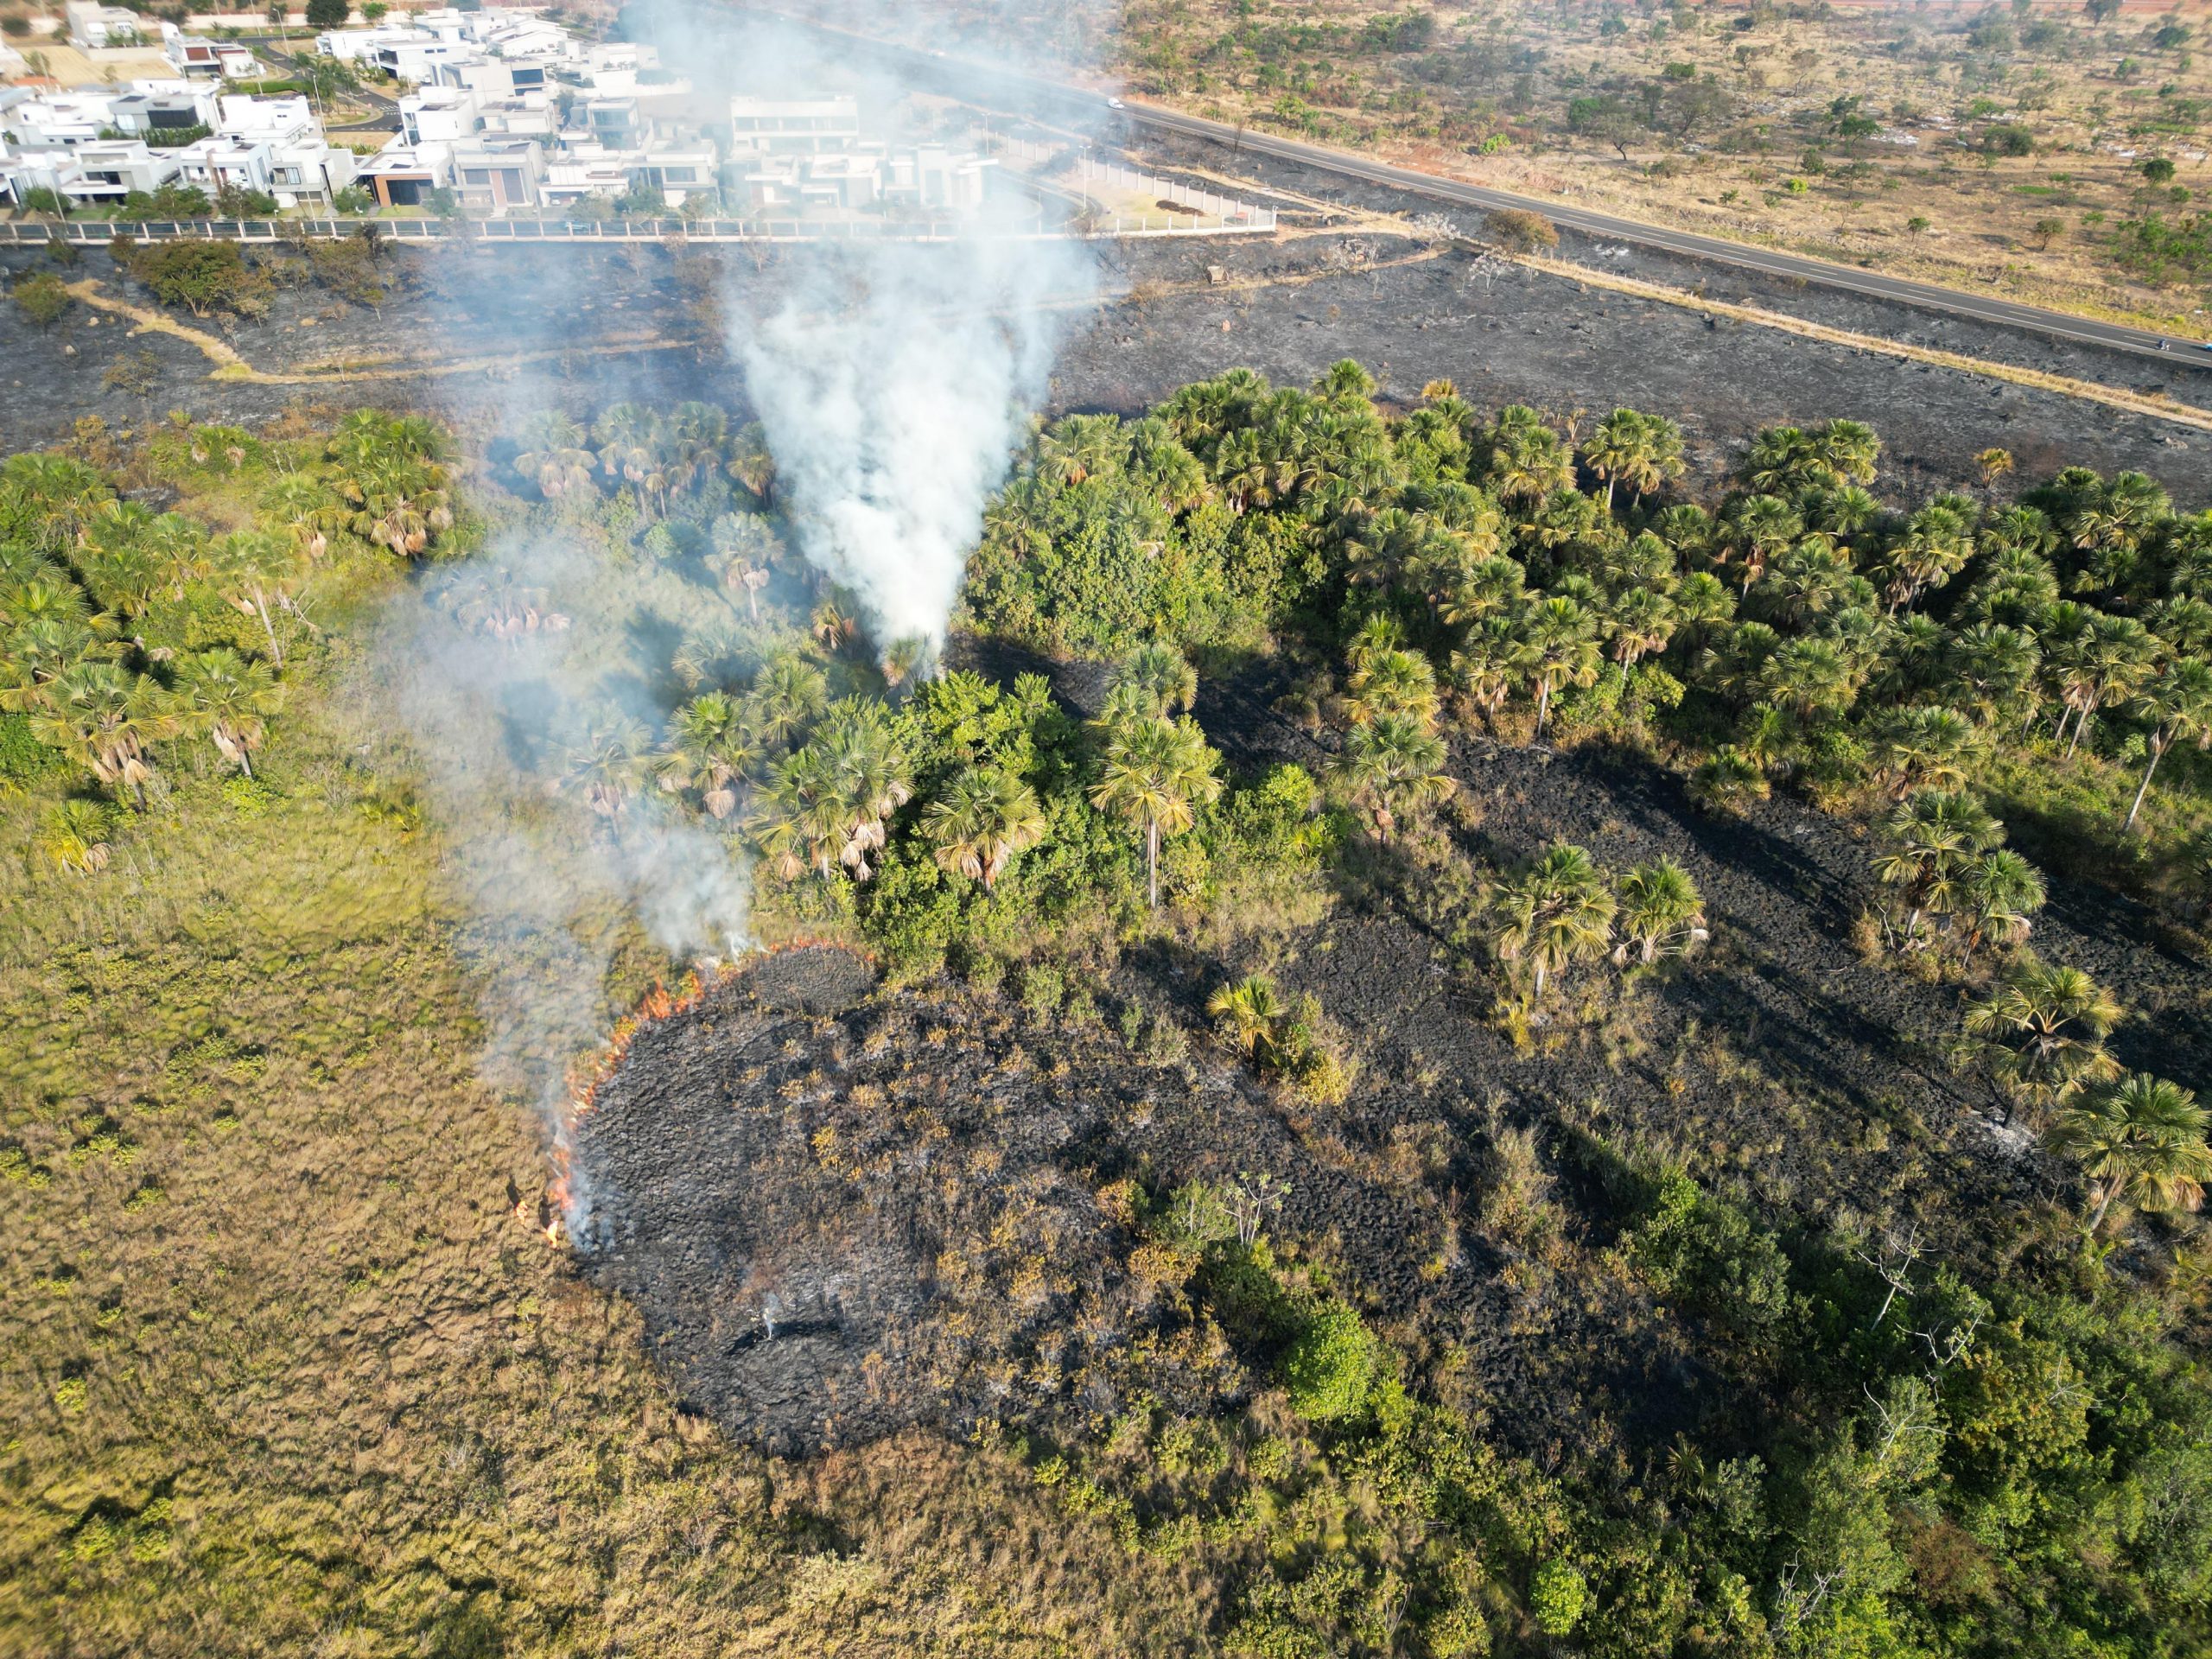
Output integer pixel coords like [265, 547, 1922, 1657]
[367, 0, 1105, 1208]
[732, 236, 1089, 654]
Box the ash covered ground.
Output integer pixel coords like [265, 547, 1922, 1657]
[574, 651, 2212, 1470]
[3, 226, 2206, 505]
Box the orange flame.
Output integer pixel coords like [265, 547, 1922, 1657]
[537, 940, 874, 1248]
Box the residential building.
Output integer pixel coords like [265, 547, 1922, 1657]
[1, 92, 124, 149]
[449, 133, 544, 213]
[637, 140, 716, 207]
[728, 95, 861, 158]
[883, 143, 992, 212]
[64, 1, 149, 48]
[580, 96, 641, 151]
[474, 94, 558, 139]
[109, 86, 224, 138]
[215, 93, 315, 143]
[399, 86, 480, 145]
[355, 140, 449, 207]
[41, 140, 188, 205]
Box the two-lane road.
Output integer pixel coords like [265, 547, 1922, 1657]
[1117, 99, 2212, 369]
[743, 9, 2211, 374]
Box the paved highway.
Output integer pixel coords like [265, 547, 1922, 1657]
[1115, 100, 2212, 369]
[748, 10, 2212, 373]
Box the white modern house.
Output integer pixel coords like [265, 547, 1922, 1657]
[727, 95, 992, 216]
[728, 95, 863, 159]
[399, 86, 480, 146]
[64, 1, 149, 48]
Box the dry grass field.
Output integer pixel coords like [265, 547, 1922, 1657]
[1108, 0, 2212, 330]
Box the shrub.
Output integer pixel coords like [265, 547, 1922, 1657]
[1529, 1560, 1588, 1636]
[10, 270, 68, 328]
[1281, 1300, 1380, 1422]
[121, 239, 270, 318]
[1484, 207, 1559, 252]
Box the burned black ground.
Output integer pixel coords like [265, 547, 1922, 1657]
[4, 226, 2205, 505]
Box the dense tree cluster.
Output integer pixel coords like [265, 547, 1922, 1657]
[969, 364, 2212, 878]
[0, 413, 453, 865]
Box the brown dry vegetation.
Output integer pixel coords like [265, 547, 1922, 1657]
[1108, 0, 2212, 329]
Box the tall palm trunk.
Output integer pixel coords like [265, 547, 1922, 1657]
[2126, 737, 2165, 830]
[251, 583, 283, 665]
[2087, 1179, 2118, 1236]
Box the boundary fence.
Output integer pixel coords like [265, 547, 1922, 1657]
[999, 140, 1277, 233]
[0, 201, 1273, 247]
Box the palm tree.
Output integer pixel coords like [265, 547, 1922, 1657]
[1492, 842, 1617, 1001]
[513, 410, 599, 500]
[1611, 858, 1707, 964]
[1523, 596, 1601, 739]
[0, 616, 105, 711]
[1484, 406, 1574, 506]
[1943, 623, 2042, 727]
[1876, 503, 1975, 614]
[1872, 705, 1983, 798]
[1037, 412, 1125, 486]
[556, 712, 651, 820]
[728, 422, 778, 506]
[2124, 658, 2212, 830]
[1331, 714, 1453, 843]
[1314, 357, 1378, 406]
[661, 401, 730, 497]
[748, 746, 848, 881]
[656, 690, 758, 818]
[1450, 614, 1532, 724]
[592, 404, 668, 511]
[340, 453, 454, 557]
[1112, 643, 1198, 719]
[1975, 448, 2016, 489]
[1963, 956, 2123, 1123]
[1605, 586, 1677, 683]
[2055, 613, 2156, 758]
[2050, 1074, 2212, 1235]
[170, 648, 282, 779]
[208, 531, 302, 665]
[1872, 789, 2002, 945]
[1581, 408, 1648, 512]
[1956, 849, 2046, 957]
[1208, 972, 1287, 1067]
[1718, 494, 1802, 593]
[922, 766, 1047, 891]
[37, 798, 117, 877]
[1343, 647, 1440, 728]
[28, 661, 171, 807]
[1090, 715, 1221, 909]
[814, 704, 913, 881]
[1813, 418, 1882, 487]
[745, 655, 829, 752]
[0, 452, 112, 553]
[1440, 554, 1529, 630]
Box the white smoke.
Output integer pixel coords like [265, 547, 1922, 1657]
[366, 0, 1105, 1211]
[371, 537, 753, 1180]
[734, 235, 1090, 652]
